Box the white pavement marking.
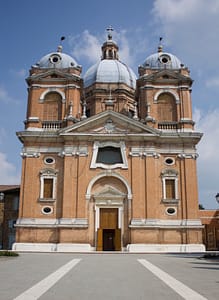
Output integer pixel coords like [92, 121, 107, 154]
[138, 259, 207, 300]
[13, 258, 81, 300]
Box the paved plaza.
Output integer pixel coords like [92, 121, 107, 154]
[0, 253, 218, 299]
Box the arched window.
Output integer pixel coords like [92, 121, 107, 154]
[108, 49, 113, 59]
[43, 92, 62, 121]
[157, 93, 177, 122]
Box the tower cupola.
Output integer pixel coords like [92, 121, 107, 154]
[101, 26, 119, 60]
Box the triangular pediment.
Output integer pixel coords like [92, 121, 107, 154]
[93, 185, 126, 200]
[27, 69, 79, 83]
[59, 110, 159, 136]
[145, 69, 192, 84]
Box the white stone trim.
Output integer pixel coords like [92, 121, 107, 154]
[90, 141, 128, 169]
[177, 153, 199, 159]
[39, 88, 66, 103]
[23, 146, 62, 153]
[129, 147, 160, 158]
[118, 207, 123, 229]
[32, 84, 81, 89]
[127, 244, 205, 253]
[12, 243, 93, 252]
[15, 218, 88, 228]
[26, 117, 40, 122]
[141, 84, 190, 90]
[86, 171, 132, 200]
[129, 218, 203, 228]
[94, 205, 123, 232]
[41, 206, 53, 215]
[161, 169, 179, 202]
[154, 89, 180, 103]
[59, 146, 88, 157]
[39, 169, 58, 201]
[12, 242, 205, 253]
[21, 146, 88, 157]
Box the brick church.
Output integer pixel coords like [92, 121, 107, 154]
[13, 28, 205, 252]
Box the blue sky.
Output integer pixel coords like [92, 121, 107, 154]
[0, 0, 219, 209]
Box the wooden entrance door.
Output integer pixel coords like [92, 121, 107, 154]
[103, 229, 115, 251]
[97, 208, 121, 251]
[100, 208, 118, 229]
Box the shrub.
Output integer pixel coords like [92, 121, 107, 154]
[0, 251, 19, 257]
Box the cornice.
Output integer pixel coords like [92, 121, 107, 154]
[129, 218, 203, 229]
[15, 218, 88, 228]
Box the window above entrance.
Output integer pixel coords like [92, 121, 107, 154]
[90, 141, 128, 169]
[96, 146, 122, 164]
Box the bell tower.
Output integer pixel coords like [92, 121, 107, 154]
[25, 45, 83, 130]
[137, 44, 194, 131]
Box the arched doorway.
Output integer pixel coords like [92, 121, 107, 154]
[86, 173, 131, 251]
[94, 186, 125, 251]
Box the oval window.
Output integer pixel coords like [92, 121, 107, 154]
[44, 157, 55, 165]
[165, 157, 174, 165]
[49, 54, 61, 64]
[159, 54, 171, 64]
[42, 206, 53, 214]
[166, 207, 176, 215]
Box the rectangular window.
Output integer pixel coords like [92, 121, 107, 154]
[96, 147, 123, 165]
[166, 179, 175, 199]
[43, 178, 53, 198]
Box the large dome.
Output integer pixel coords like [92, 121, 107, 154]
[84, 59, 136, 88]
[142, 51, 183, 69]
[33, 47, 79, 69]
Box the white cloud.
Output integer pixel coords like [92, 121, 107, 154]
[195, 108, 219, 161]
[0, 128, 6, 144]
[0, 86, 13, 103]
[69, 30, 102, 65]
[152, 0, 219, 70]
[0, 86, 17, 104]
[0, 152, 20, 184]
[9, 68, 26, 78]
[153, 0, 219, 22]
[69, 29, 143, 70]
[194, 108, 219, 208]
[206, 77, 219, 87]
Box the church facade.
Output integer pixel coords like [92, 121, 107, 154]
[13, 30, 205, 252]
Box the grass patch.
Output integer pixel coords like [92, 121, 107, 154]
[0, 250, 19, 257]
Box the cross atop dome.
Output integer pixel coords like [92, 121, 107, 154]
[107, 25, 114, 40]
[158, 36, 163, 53]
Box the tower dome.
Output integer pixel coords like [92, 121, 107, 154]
[142, 45, 183, 69]
[84, 27, 136, 88]
[33, 45, 80, 69]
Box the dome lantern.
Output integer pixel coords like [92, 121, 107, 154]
[101, 26, 119, 60]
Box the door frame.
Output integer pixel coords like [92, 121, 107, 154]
[95, 205, 123, 250]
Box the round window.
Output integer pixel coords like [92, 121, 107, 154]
[165, 157, 175, 165]
[159, 54, 170, 64]
[166, 207, 176, 215]
[49, 54, 61, 64]
[44, 157, 55, 165]
[42, 206, 53, 215]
